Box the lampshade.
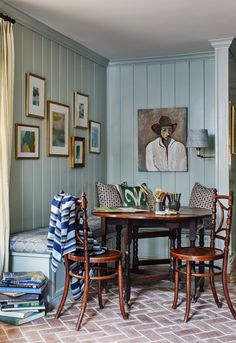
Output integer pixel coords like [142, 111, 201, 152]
[186, 129, 209, 148]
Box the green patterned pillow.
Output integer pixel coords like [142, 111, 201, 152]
[116, 184, 147, 207]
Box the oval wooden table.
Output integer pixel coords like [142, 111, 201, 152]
[93, 207, 211, 305]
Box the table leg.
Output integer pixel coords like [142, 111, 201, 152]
[124, 219, 131, 305]
[132, 227, 139, 272]
[101, 217, 107, 247]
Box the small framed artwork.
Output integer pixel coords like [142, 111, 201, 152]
[71, 136, 85, 167]
[15, 124, 40, 159]
[231, 105, 236, 154]
[74, 92, 89, 128]
[89, 120, 101, 154]
[26, 73, 46, 118]
[47, 101, 70, 156]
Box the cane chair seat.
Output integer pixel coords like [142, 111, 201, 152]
[68, 249, 122, 263]
[171, 247, 224, 262]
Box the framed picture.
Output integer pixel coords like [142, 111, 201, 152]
[71, 136, 85, 167]
[138, 107, 188, 172]
[47, 101, 70, 156]
[231, 105, 236, 154]
[15, 124, 40, 159]
[74, 92, 89, 128]
[89, 120, 101, 154]
[26, 73, 46, 118]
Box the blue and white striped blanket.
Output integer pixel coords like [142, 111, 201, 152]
[47, 193, 106, 300]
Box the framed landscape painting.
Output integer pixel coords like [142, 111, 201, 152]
[47, 101, 70, 156]
[26, 73, 46, 118]
[74, 92, 89, 128]
[89, 120, 101, 154]
[15, 124, 40, 159]
[71, 136, 85, 167]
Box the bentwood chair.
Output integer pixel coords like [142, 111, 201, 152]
[55, 193, 128, 330]
[171, 190, 236, 322]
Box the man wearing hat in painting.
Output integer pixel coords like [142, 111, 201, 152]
[145, 116, 187, 171]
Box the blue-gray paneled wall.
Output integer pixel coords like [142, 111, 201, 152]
[107, 55, 215, 259]
[10, 22, 107, 233]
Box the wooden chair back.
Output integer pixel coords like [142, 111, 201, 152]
[210, 190, 233, 260]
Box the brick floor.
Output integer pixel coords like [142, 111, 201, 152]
[0, 276, 236, 342]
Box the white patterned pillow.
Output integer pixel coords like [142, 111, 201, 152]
[96, 182, 123, 207]
[189, 182, 215, 209]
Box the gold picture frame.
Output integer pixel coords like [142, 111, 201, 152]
[71, 136, 85, 168]
[15, 124, 40, 159]
[89, 120, 101, 154]
[47, 100, 70, 156]
[74, 91, 89, 129]
[26, 73, 46, 118]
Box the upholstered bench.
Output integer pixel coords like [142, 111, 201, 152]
[9, 216, 111, 305]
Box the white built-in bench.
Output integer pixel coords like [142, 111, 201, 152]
[9, 216, 114, 305]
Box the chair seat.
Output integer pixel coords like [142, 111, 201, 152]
[68, 249, 122, 263]
[171, 246, 224, 262]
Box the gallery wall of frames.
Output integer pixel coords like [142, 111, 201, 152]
[11, 16, 107, 233]
[16, 73, 101, 163]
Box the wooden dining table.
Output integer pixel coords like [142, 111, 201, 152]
[93, 206, 212, 305]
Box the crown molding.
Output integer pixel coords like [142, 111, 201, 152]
[0, 1, 109, 67]
[109, 51, 214, 66]
[209, 37, 234, 50]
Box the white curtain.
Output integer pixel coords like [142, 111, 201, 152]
[0, 19, 14, 275]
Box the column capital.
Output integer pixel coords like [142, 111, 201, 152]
[209, 38, 234, 49]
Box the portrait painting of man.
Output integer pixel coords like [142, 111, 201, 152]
[138, 108, 187, 172]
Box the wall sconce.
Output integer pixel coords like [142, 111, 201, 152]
[186, 129, 214, 158]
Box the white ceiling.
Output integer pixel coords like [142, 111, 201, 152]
[5, 0, 236, 60]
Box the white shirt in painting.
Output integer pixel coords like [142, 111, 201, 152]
[145, 137, 187, 171]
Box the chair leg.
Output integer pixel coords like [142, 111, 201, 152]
[222, 262, 236, 319]
[184, 260, 191, 322]
[209, 262, 221, 308]
[172, 258, 179, 309]
[55, 257, 70, 319]
[75, 272, 90, 330]
[118, 258, 128, 319]
[97, 265, 104, 309]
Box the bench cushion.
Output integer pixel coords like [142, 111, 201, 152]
[10, 216, 101, 254]
[10, 227, 48, 254]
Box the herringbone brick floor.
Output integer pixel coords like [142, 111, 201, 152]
[1, 274, 236, 343]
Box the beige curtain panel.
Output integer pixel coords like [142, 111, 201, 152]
[0, 18, 14, 275]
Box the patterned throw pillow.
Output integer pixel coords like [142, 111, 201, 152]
[96, 182, 123, 207]
[189, 182, 215, 209]
[116, 184, 147, 207]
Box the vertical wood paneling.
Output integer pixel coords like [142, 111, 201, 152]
[22, 27, 34, 230]
[32, 32, 43, 228]
[41, 37, 52, 225]
[161, 63, 176, 193]
[58, 45, 68, 193]
[175, 61, 190, 205]
[50, 41, 60, 196]
[189, 60, 205, 187]
[133, 64, 148, 185]
[107, 65, 121, 183]
[107, 55, 215, 259]
[120, 65, 134, 184]
[147, 64, 161, 191]
[204, 59, 215, 187]
[10, 23, 107, 232]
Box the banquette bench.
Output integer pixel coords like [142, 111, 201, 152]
[9, 216, 116, 305]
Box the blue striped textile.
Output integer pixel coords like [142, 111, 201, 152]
[47, 193, 106, 300]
